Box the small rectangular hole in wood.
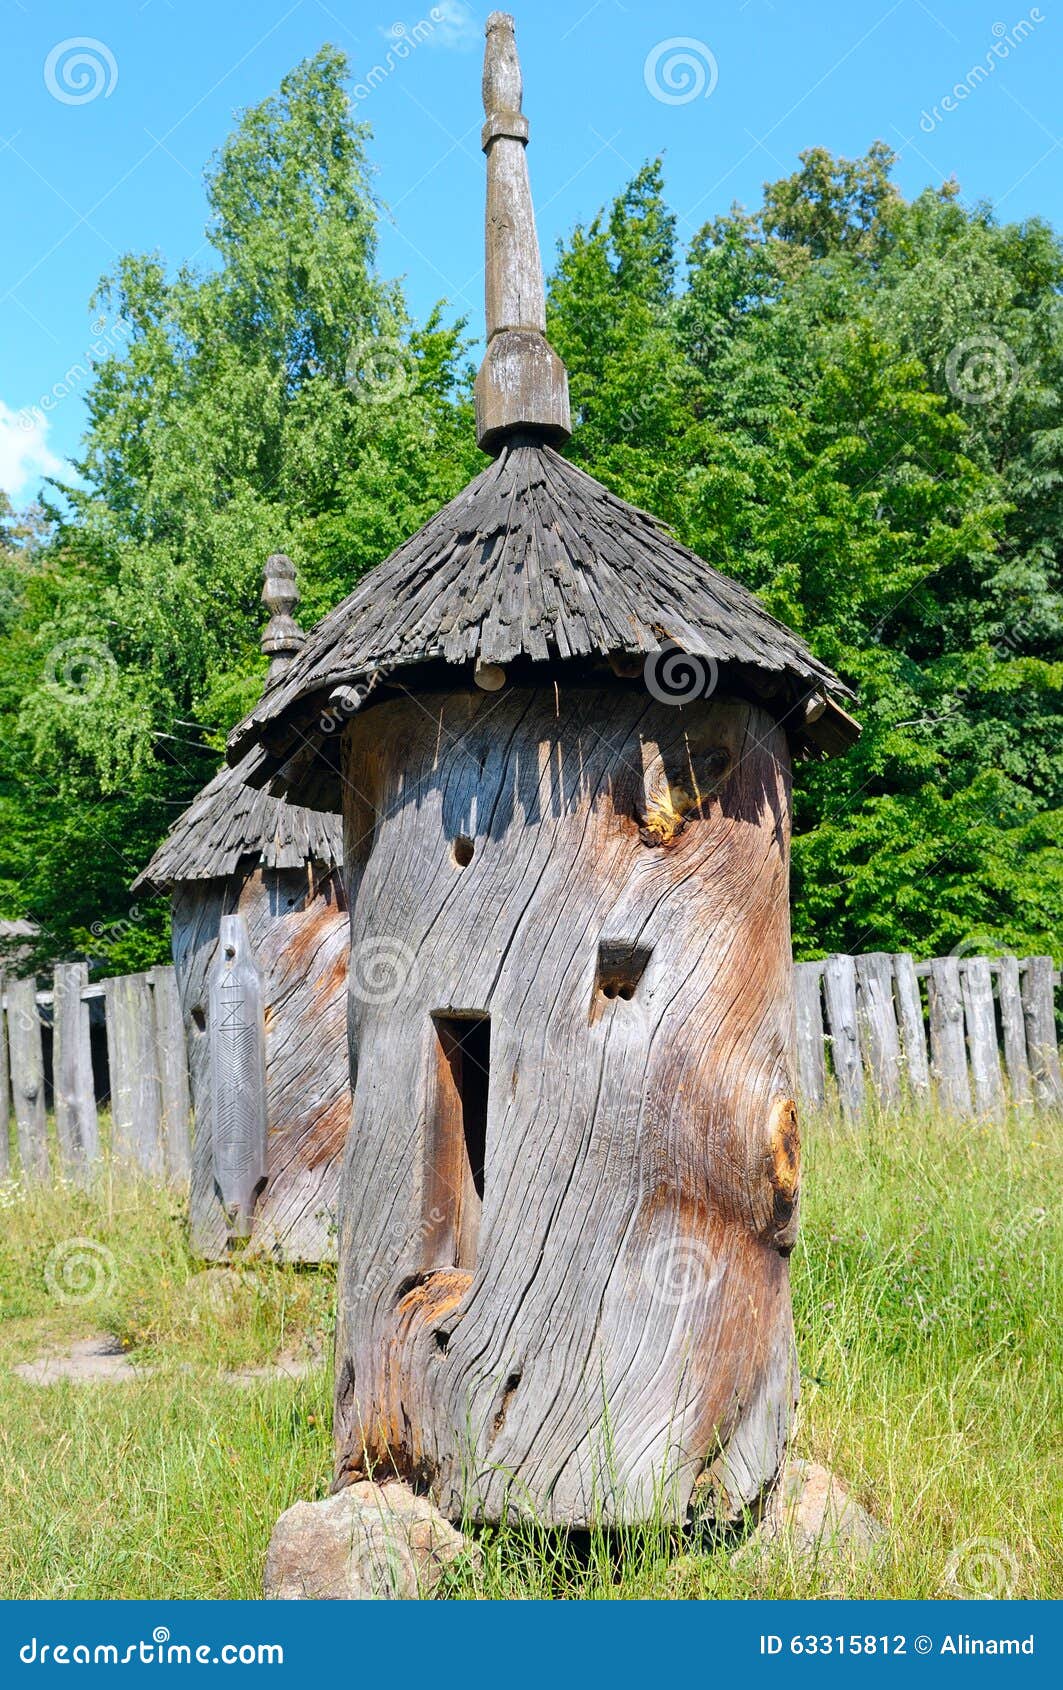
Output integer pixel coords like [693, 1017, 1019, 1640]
[425, 1014, 490, 1270]
[595, 941, 651, 1003]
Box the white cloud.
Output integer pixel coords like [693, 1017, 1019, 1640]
[426, 1, 479, 51]
[0, 400, 63, 503]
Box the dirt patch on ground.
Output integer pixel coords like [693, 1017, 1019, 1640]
[13, 1334, 151, 1385]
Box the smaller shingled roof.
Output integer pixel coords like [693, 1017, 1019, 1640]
[131, 755, 341, 892]
[132, 555, 343, 893]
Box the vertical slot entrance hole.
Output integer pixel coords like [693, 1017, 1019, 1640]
[427, 1014, 490, 1270]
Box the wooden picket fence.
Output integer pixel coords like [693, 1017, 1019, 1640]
[795, 952, 1062, 1117]
[1, 950, 1060, 1185]
[0, 963, 191, 1186]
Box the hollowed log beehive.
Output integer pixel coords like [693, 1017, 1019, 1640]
[229, 13, 858, 1523]
[134, 557, 349, 1261]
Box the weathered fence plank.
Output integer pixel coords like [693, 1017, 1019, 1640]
[1021, 956, 1063, 1107]
[53, 960, 99, 1182]
[0, 974, 10, 1179]
[855, 952, 902, 1107]
[793, 962, 826, 1106]
[893, 952, 931, 1095]
[7, 977, 48, 1181]
[105, 971, 163, 1177]
[149, 964, 191, 1185]
[996, 955, 1032, 1104]
[207, 914, 268, 1239]
[961, 957, 1005, 1118]
[927, 957, 972, 1114]
[822, 954, 864, 1115]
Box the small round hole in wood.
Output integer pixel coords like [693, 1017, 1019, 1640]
[452, 835, 474, 868]
[191, 1005, 206, 1033]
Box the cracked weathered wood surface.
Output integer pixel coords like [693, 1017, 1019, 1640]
[177, 865, 350, 1261]
[334, 684, 799, 1527]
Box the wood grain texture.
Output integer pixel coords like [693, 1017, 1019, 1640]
[793, 963, 825, 1107]
[53, 961, 99, 1183]
[177, 865, 350, 1261]
[960, 957, 1004, 1118]
[334, 685, 798, 1528]
[927, 957, 972, 1115]
[148, 964, 191, 1184]
[1021, 956, 1063, 1107]
[893, 952, 931, 1096]
[822, 955, 864, 1116]
[7, 977, 47, 1181]
[996, 955, 1032, 1104]
[105, 972, 163, 1177]
[855, 952, 902, 1107]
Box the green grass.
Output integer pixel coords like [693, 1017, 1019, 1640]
[0, 1098, 1059, 1599]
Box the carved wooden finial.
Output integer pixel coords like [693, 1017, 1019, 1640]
[261, 553, 305, 683]
[475, 11, 571, 455]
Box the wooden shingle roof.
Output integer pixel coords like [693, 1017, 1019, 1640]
[227, 441, 856, 795]
[131, 754, 341, 891]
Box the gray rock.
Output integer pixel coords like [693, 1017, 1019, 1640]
[750, 1459, 883, 1564]
[264, 1481, 473, 1600]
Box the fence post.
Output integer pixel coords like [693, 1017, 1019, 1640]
[1021, 957, 1063, 1108]
[793, 962, 826, 1107]
[0, 973, 10, 1179]
[6, 977, 48, 1181]
[149, 964, 191, 1185]
[208, 914, 268, 1238]
[960, 957, 1004, 1118]
[54, 961, 99, 1183]
[855, 952, 902, 1107]
[893, 953, 930, 1095]
[822, 955, 864, 1116]
[927, 957, 971, 1115]
[996, 955, 1032, 1105]
[105, 971, 164, 1177]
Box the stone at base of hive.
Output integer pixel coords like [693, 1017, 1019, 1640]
[747, 1459, 883, 1565]
[263, 1482, 476, 1599]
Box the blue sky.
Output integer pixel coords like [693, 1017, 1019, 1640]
[2, 0, 1059, 503]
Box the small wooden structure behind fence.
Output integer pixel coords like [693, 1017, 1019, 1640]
[795, 951, 1062, 1117]
[0, 963, 190, 1186]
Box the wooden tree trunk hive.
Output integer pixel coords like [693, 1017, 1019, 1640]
[133, 557, 349, 1261]
[227, 14, 859, 1524]
[333, 685, 799, 1524]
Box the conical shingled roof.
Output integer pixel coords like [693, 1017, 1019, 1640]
[228, 442, 854, 772]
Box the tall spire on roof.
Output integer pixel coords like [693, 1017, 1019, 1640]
[260, 553, 305, 684]
[475, 12, 571, 455]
